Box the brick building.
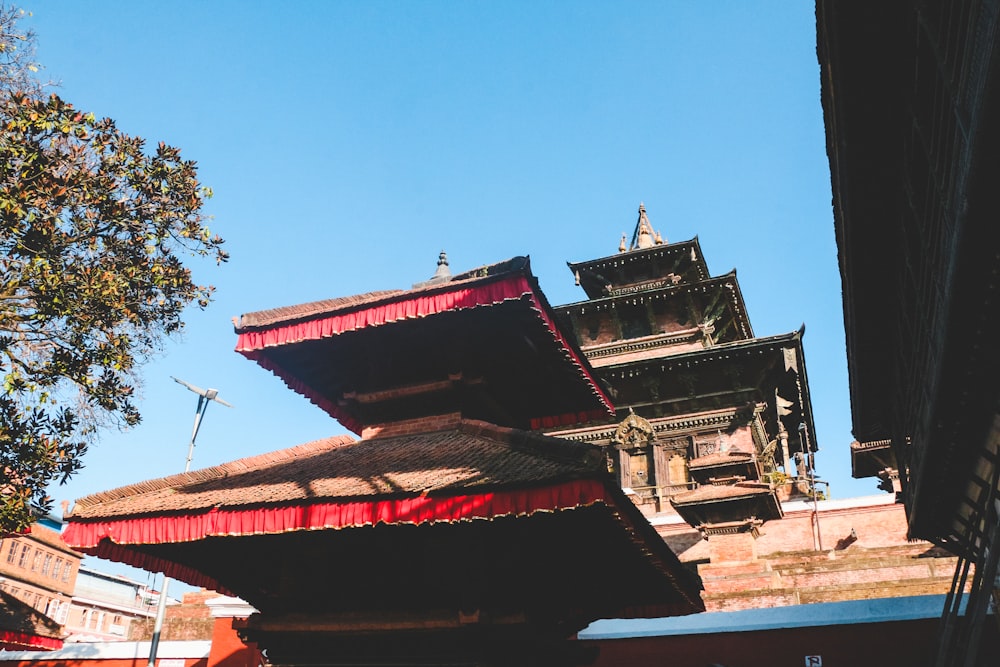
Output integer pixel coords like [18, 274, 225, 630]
[0, 596, 261, 667]
[0, 520, 81, 627]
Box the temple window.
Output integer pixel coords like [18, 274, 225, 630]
[669, 453, 690, 490]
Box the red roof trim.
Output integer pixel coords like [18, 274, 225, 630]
[234, 273, 614, 433]
[0, 630, 63, 651]
[63, 479, 611, 591]
[235, 276, 527, 351]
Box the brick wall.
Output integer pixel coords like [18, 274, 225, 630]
[130, 591, 220, 641]
[655, 498, 960, 612]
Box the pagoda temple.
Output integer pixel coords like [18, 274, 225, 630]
[62, 256, 703, 667]
[549, 204, 818, 555]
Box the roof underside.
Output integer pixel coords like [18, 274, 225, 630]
[567, 238, 710, 299]
[670, 483, 783, 527]
[818, 0, 1000, 549]
[557, 272, 754, 345]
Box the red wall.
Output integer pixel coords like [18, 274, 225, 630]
[207, 618, 260, 667]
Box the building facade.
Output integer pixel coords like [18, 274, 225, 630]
[63, 568, 158, 642]
[0, 520, 81, 626]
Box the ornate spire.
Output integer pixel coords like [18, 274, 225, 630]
[411, 250, 452, 289]
[432, 250, 451, 280]
[628, 202, 666, 251]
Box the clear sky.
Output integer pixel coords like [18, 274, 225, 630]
[19, 1, 878, 550]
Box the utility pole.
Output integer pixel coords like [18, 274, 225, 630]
[146, 378, 232, 667]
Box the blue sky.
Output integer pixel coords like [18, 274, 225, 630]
[20, 1, 876, 537]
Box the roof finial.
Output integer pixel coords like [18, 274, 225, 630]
[629, 202, 665, 250]
[433, 250, 451, 280]
[619, 233, 627, 253]
[412, 250, 452, 289]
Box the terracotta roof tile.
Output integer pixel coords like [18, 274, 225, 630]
[68, 422, 602, 521]
[237, 291, 404, 329]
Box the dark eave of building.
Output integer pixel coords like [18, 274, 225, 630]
[557, 271, 753, 343]
[566, 237, 710, 300]
[850, 440, 896, 480]
[816, 0, 909, 446]
[818, 0, 1000, 550]
[597, 330, 817, 453]
[670, 482, 783, 527]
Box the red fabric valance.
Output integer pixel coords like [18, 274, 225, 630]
[63, 479, 611, 592]
[235, 276, 533, 352]
[235, 274, 614, 433]
[0, 630, 62, 651]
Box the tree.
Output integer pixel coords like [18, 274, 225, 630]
[0, 5, 43, 96]
[0, 8, 226, 531]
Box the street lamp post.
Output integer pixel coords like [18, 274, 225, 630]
[146, 378, 232, 667]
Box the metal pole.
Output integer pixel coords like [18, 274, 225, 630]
[184, 396, 208, 476]
[146, 579, 170, 667]
[800, 422, 822, 551]
[147, 380, 231, 667]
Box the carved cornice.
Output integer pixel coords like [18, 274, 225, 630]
[558, 274, 752, 340]
[599, 331, 803, 380]
[547, 405, 754, 445]
[582, 329, 702, 360]
[699, 518, 763, 538]
[607, 277, 679, 297]
[850, 439, 893, 451]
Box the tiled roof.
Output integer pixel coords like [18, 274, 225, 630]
[25, 524, 80, 557]
[0, 589, 63, 640]
[68, 422, 603, 521]
[236, 290, 404, 329]
[235, 257, 529, 331]
[670, 482, 774, 505]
